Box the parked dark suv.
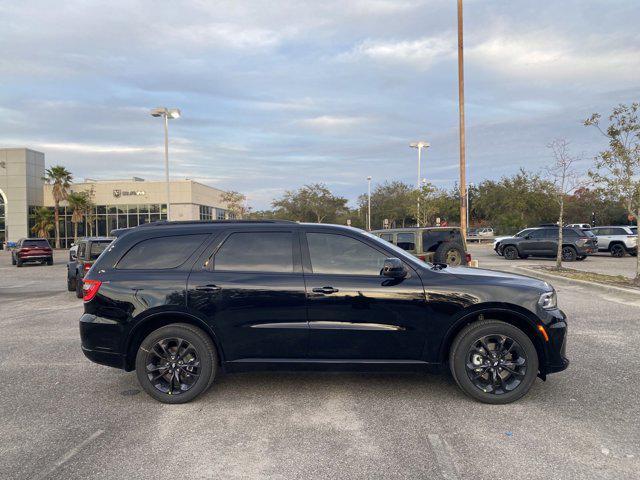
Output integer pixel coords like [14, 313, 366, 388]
[67, 237, 113, 297]
[79, 220, 568, 404]
[500, 227, 596, 261]
[11, 238, 53, 266]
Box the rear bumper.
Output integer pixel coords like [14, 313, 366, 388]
[79, 313, 126, 369]
[18, 254, 52, 260]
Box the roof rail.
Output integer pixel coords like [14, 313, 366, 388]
[137, 219, 297, 227]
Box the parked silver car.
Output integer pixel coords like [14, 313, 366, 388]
[590, 226, 637, 257]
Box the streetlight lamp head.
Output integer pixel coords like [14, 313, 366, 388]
[150, 107, 166, 117]
[367, 176, 372, 181]
[168, 108, 181, 119]
[410, 141, 430, 149]
[150, 107, 181, 119]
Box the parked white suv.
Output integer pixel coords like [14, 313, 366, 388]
[566, 223, 591, 229]
[590, 226, 637, 257]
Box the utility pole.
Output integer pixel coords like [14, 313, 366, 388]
[457, 0, 467, 238]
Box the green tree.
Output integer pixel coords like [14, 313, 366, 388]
[31, 207, 55, 238]
[585, 102, 640, 282]
[272, 183, 347, 223]
[221, 191, 250, 219]
[359, 181, 415, 229]
[67, 190, 94, 241]
[44, 165, 72, 248]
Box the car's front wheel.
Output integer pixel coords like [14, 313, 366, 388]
[135, 323, 218, 404]
[610, 244, 625, 257]
[503, 245, 519, 260]
[450, 320, 539, 404]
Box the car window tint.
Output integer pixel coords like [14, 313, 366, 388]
[214, 232, 293, 273]
[611, 228, 626, 235]
[118, 234, 208, 269]
[598, 228, 611, 235]
[23, 239, 50, 247]
[380, 233, 394, 243]
[89, 241, 112, 260]
[78, 242, 87, 257]
[528, 229, 544, 239]
[563, 228, 579, 238]
[307, 233, 386, 275]
[396, 232, 416, 251]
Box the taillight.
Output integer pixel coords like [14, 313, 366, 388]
[417, 255, 427, 261]
[83, 262, 92, 271]
[465, 253, 472, 264]
[82, 279, 102, 301]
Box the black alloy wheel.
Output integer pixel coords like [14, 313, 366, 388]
[135, 323, 217, 404]
[561, 246, 577, 262]
[503, 246, 519, 261]
[450, 320, 538, 404]
[610, 244, 625, 258]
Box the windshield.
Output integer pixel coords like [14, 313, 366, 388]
[361, 230, 429, 268]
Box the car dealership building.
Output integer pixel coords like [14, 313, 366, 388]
[0, 148, 231, 247]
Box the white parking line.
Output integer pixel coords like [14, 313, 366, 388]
[428, 434, 459, 480]
[35, 429, 104, 480]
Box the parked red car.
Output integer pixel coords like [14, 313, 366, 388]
[11, 238, 53, 266]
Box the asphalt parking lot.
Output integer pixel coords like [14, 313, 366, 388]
[1, 250, 639, 479]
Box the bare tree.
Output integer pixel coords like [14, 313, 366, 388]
[546, 139, 583, 270]
[585, 103, 640, 283]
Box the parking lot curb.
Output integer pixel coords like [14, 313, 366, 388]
[515, 266, 640, 297]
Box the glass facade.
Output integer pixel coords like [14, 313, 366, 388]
[29, 203, 167, 248]
[0, 194, 5, 247]
[199, 205, 229, 220]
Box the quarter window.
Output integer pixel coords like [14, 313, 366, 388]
[118, 234, 208, 269]
[307, 233, 386, 276]
[214, 232, 293, 273]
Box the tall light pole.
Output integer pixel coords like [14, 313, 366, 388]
[457, 0, 467, 238]
[150, 107, 181, 221]
[410, 141, 430, 227]
[366, 176, 372, 231]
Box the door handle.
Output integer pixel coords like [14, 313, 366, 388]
[312, 286, 339, 294]
[195, 284, 222, 292]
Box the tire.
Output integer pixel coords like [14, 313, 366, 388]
[67, 276, 76, 292]
[433, 242, 466, 266]
[449, 320, 539, 404]
[503, 245, 519, 261]
[11, 255, 16, 265]
[75, 278, 83, 298]
[135, 323, 218, 404]
[16, 257, 23, 267]
[610, 243, 625, 258]
[561, 246, 577, 262]
[46, 257, 53, 265]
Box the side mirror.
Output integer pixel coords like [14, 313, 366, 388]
[382, 257, 407, 278]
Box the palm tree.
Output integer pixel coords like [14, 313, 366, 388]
[31, 207, 55, 238]
[67, 191, 92, 241]
[44, 165, 73, 249]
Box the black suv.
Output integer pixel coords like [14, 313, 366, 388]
[67, 237, 113, 297]
[79, 221, 568, 404]
[500, 227, 596, 261]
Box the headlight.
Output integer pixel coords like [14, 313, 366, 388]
[538, 291, 557, 310]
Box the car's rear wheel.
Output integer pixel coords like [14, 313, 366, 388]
[503, 245, 519, 260]
[135, 323, 218, 404]
[561, 246, 577, 262]
[434, 242, 466, 266]
[450, 320, 538, 404]
[610, 244, 625, 258]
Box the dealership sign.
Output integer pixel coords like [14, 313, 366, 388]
[113, 189, 146, 198]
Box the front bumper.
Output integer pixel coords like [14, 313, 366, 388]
[539, 308, 569, 375]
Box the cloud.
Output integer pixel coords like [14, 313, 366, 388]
[297, 115, 371, 130]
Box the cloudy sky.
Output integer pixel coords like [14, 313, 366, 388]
[1, 0, 638, 208]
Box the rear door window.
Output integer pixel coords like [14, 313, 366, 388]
[610, 228, 626, 235]
[396, 233, 416, 251]
[118, 234, 209, 269]
[213, 232, 294, 273]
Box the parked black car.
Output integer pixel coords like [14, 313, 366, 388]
[79, 220, 568, 404]
[67, 237, 113, 297]
[500, 227, 596, 261]
[11, 238, 53, 266]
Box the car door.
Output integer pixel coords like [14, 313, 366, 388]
[593, 228, 610, 249]
[518, 229, 545, 255]
[301, 229, 428, 360]
[187, 228, 308, 361]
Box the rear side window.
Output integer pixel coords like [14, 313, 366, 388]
[610, 228, 627, 235]
[213, 232, 293, 273]
[396, 232, 416, 251]
[118, 234, 208, 269]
